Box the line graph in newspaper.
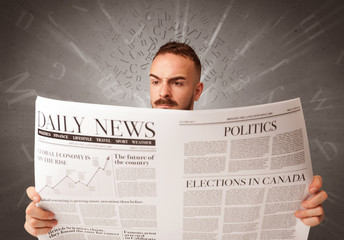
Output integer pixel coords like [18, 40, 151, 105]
[38, 155, 113, 196]
[35, 140, 116, 199]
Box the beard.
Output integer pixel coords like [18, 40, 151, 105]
[153, 98, 178, 107]
[152, 95, 194, 110]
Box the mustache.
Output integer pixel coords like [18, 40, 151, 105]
[154, 98, 178, 106]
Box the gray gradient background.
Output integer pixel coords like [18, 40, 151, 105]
[1, 0, 343, 239]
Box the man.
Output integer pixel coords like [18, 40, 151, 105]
[150, 41, 203, 110]
[24, 42, 328, 237]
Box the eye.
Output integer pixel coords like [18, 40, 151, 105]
[173, 81, 183, 86]
[151, 80, 159, 85]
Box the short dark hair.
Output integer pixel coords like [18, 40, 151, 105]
[153, 41, 202, 78]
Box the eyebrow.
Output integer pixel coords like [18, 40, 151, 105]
[149, 74, 186, 81]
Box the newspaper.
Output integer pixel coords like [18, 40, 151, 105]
[34, 96, 313, 240]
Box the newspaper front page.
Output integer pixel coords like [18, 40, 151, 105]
[34, 96, 312, 240]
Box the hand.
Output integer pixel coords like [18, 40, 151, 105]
[294, 175, 328, 227]
[24, 186, 58, 237]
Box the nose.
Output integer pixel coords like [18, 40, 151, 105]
[159, 82, 171, 98]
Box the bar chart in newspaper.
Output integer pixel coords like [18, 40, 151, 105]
[36, 142, 116, 199]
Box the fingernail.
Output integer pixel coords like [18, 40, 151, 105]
[49, 214, 55, 219]
[302, 202, 309, 208]
[295, 213, 302, 218]
[310, 187, 317, 194]
[33, 196, 39, 202]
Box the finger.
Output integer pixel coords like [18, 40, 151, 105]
[309, 175, 322, 194]
[26, 186, 40, 203]
[302, 190, 328, 208]
[300, 214, 325, 227]
[24, 221, 54, 237]
[26, 215, 58, 228]
[26, 202, 55, 220]
[294, 206, 324, 219]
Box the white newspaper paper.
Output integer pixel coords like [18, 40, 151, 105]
[35, 96, 312, 240]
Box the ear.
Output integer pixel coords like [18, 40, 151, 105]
[193, 82, 204, 101]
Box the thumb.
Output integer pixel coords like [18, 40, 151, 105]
[26, 186, 41, 203]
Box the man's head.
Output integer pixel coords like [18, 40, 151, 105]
[150, 41, 203, 110]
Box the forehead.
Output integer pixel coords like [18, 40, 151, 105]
[150, 53, 197, 79]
